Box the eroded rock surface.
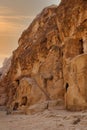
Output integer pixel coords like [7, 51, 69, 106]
[0, 0, 87, 112]
[0, 57, 12, 105]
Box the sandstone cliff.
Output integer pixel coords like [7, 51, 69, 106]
[0, 57, 12, 79]
[0, 0, 87, 112]
[0, 57, 11, 105]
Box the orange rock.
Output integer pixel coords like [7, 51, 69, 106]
[0, 0, 87, 112]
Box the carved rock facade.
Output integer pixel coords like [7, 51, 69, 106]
[0, 0, 87, 112]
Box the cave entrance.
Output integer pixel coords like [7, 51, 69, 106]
[65, 83, 69, 92]
[21, 96, 28, 106]
[0, 73, 2, 76]
[16, 79, 20, 85]
[79, 39, 84, 54]
[13, 102, 19, 111]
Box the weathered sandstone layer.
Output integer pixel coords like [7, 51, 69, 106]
[0, 0, 87, 112]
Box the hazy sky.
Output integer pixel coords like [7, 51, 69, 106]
[0, 0, 60, 67]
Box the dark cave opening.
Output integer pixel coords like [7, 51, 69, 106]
[79, 39, 84, 54]
[13, 102, 19, 111]
[21, 96, 28, 106]
[16, 79, 20, 85]
[65, 83, 69, 92]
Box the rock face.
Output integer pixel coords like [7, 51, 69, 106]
[0, 0, 87, 112]
[64, 54, 87, 111]
[0, 57, 11, 105]
[0, 57, 12, 79]
[6, 4, 65, 110]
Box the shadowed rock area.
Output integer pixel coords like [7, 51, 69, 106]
[0, 0, 87, 113]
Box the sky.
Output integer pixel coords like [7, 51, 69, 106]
[0, 0, 60, 67]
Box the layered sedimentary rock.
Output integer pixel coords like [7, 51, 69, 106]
[65, 54, 87, 111]
[0, 57, 12, 79]
[4, 5, 65, 110]
[0, 0, 87, 111]
[0, 57, 11, 105]
[62, 0, 87, 110]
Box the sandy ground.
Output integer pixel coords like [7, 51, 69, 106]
[0, 108, 87, 130]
